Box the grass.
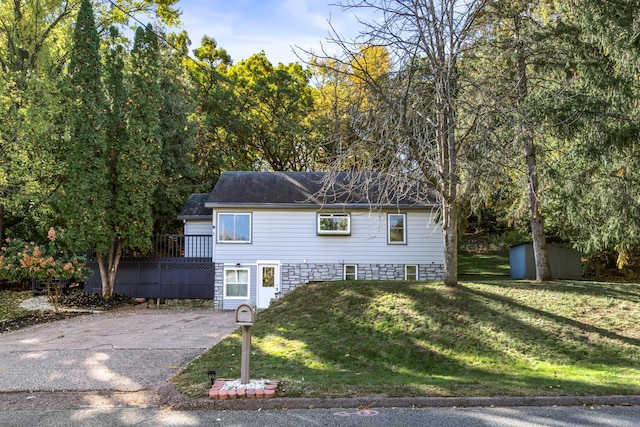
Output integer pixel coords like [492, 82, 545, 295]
[459, 254, 510, 277]
[172, 255, 640, 399]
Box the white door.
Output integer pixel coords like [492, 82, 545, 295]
[257, 262, 280, 309]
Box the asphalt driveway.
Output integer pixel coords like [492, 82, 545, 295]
[0, 306, 236, 394]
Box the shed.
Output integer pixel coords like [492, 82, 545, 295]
[509, 243, 582, 280]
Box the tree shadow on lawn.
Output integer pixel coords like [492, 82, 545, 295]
[479, 279, 640, 304]
[245, 337, 636, 398]
[229, 281, 640, 397]
[461, 284, 640, 349]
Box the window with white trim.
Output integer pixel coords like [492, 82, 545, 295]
[405, 265, 418, 281]
[388, 213, 406, 244]
[218, 213, 251, 242]
[317, 213, 351, 235]
[224, 268, 250, 298]
[344, 264, 357, 280]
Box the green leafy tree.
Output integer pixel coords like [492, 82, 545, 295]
[187, 35, 242, 188]
[189, 39, 320, 182]
[153, 30, 198, 233]
[62, 0, 111, 256]
[0, 0, 74, 240]
[462, 0, 564, 280]
[64, 2, 163, 297]
[226, 53, 317, 171]
[0, 0, 181, 241]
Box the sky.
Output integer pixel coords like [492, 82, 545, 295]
[175, 0, 367, 65]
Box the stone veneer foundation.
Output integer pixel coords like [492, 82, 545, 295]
[213, 263, 444, 309]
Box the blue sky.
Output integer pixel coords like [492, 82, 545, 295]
[176, 0, 366, 65]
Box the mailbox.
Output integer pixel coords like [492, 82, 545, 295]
[235, 304, 256, 325]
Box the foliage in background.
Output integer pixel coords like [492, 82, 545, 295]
[153, 31, 199, 233]
[225, 53, 318, 171]
[0, 0, 184, 242]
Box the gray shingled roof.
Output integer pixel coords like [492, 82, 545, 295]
[177, 193, 211, 219]
[205, 171, 437, 208]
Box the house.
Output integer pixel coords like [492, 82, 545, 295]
[180, 171, 445, 310]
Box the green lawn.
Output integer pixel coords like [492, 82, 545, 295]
[172, 268, 640, 398]
[459, 253, 510, 277]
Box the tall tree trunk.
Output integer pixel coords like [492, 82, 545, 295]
[524, 133, 552, 281]
[436, 71, 459, 287]
[442, 197, 459, 286]
[515, 12, 552, 282]
[443, 94, 459, 286]
[96, 240, 122, 297]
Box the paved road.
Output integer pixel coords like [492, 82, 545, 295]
[0, 306, 236, 394]
[1, 404, 639, 426]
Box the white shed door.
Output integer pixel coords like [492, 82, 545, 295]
[257, 262, 280, 309]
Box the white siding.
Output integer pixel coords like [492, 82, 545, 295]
[184, 220, 211, 236]
[213, 208, 444, 265]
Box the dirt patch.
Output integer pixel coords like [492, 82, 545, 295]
[0, 290, 139, 334]
[0, 311, 84, 334]
[57, 290, 138, 311]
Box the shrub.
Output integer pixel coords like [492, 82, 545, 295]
[0, 228, 92, 311]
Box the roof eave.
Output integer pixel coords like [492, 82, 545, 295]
[177, 214, 212, 220]
[204, 202, 439, 209]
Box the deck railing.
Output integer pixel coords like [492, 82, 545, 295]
[86, 234, 212, 261]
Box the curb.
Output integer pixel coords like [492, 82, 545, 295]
[157, 385, 640, 411]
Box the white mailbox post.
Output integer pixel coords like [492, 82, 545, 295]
[235, 304, 256, 384]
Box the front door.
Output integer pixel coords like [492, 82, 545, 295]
[257, 262, 280, 309]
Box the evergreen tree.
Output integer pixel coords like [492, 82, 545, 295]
[0, 0, 183, 242]
[544, 0, 640, 270]
[465, 0, 559, 281]
[153, 31, 198, 233]
[114, 24, 162, 250]
[64, 6, 164, 296]
[95, 24, 163, 296]
[62, 0, 110, 254]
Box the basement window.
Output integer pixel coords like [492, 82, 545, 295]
[224, 268, 250, 299]
[405, 265, 418, 281]
[344, 264, 358, 280]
